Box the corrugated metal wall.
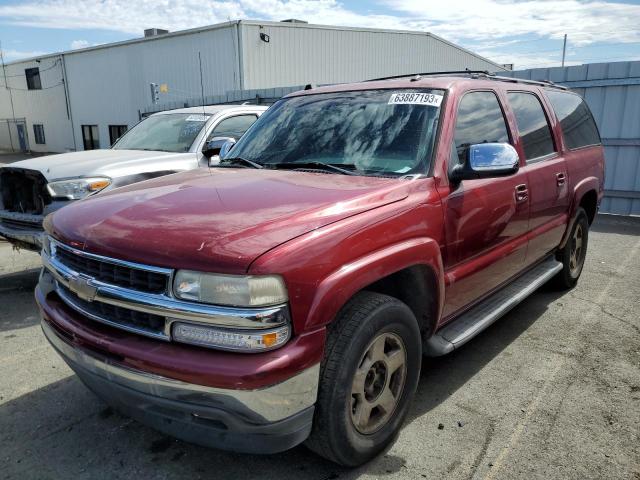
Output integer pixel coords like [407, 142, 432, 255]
[503, 61, 640, 216]
[141, 85, 304, 116]
[1, 20, 506, 154]
[63, 24, 240, 151]
[239, 22, 506, 90]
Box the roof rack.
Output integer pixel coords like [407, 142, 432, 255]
[365, 70, 491, 82]
[489, 74, 567, 90]
[365, 71, 568, 90]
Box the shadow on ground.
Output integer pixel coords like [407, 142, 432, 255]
[591, 213, 640, 236]
[0, 285, 564, 479]
[0, 268, 40, 332]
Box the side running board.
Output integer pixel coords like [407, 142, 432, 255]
[424, 256, 563, 356]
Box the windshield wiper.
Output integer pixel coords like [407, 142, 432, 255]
[218, 157, 264, 169]
[270, 162, 356, 176]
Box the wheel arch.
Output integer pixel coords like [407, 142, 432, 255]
[579, 189, 598, 225]
[560, 177, 600, 249]
[304, 237, 444, 339]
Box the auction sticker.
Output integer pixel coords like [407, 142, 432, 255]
[185, 114, 210, 122]
[388, 92, 443, 107]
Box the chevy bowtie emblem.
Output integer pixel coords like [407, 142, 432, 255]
[68, 274, 98, 302]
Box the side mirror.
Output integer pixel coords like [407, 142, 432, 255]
[203, 136, 235, 162]
[450, 143, 519, 182]
[219, 139, 236, 160]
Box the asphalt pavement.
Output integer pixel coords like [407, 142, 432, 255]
[0, 214, 639, 479]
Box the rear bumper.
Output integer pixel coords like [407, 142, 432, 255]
[41, 318, 318, 453]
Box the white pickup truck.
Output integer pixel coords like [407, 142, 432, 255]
[0, 104, 267, 250]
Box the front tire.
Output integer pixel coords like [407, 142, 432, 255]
[553, 207, 589, 289]
[305, 292, 421, 466]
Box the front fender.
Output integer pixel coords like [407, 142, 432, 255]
[304, 237, 444, 332]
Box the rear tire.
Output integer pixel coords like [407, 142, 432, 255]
[553, 207, 589, 290]
[305, 292, 422, 467]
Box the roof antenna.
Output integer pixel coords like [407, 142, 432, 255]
[304, 83, 316, 90]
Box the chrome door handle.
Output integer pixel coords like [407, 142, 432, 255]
[515, 184, 528, 203]
[556, 172, 566, 186]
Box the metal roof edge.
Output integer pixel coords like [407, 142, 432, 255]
[4, 19, 502, 70]
[1, 20, 240, 66]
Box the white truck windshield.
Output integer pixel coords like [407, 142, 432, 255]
[113, 113, 210, 153]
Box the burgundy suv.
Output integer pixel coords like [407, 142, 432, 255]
[36, 72, 604, 466]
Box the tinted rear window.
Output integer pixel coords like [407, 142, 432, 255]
[545, 90, 601, 150]
[507, 92, 555, 162]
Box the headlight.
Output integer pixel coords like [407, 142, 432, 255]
[47, 177, 111, 200]
[172, 322, 290, 352]
[173, 271, 288, 307]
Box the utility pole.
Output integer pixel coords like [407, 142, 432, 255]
[0, 40, 17, 152]
[561, 34, 567, 67]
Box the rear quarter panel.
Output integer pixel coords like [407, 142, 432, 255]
[565, 145, 605, 209]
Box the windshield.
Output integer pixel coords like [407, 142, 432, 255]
[226, 89, 444, 176]
[113, 113, 211, 153]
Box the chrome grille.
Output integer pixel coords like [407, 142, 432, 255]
[54, 243, 169, 294]
[42, 237, 289, 343]
[57, 283, 166, 337]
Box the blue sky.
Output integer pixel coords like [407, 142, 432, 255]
[1, 0, 639, 70]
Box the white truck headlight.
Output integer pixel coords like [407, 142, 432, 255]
[172, 322, 290, 352]
[173, 271, 288, 307]
[47, 177, 111, 200]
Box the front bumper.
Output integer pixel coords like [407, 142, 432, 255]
[0, 211, 44, 250]
[41, 317, 319, 453]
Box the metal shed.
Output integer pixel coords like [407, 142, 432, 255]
[0, 20, 506, 154]
[503, 61, 640, 216]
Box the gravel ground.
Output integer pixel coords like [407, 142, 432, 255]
[0, 214, 639, 480]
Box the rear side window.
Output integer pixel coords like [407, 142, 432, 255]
[454, 91, 510, 163]
[545, 90, 601, 150]
[507, 92, 555, 162]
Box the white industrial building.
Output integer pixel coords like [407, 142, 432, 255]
[0, 19, 507, 154]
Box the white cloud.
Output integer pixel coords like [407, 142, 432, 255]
[70, 39, 90, 49]
[0, 0, 244, 34]
[0, 0, 637, 46]
[382, 0, 640, 45]
[0, 0, 638, 69]
[0, 48, 49, 61]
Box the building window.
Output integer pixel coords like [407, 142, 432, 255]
[82, 125, 100, 150]
[33, 124, 46, 144]
[109, 125, 128, 145]
[25, 68, 42, 90]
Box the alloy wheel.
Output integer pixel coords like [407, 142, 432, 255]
[350, 332, 407, 435]
[569, 223, 584, 277]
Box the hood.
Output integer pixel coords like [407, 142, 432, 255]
[6, 149, 194, 181]
[47, 168, 410, 273]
